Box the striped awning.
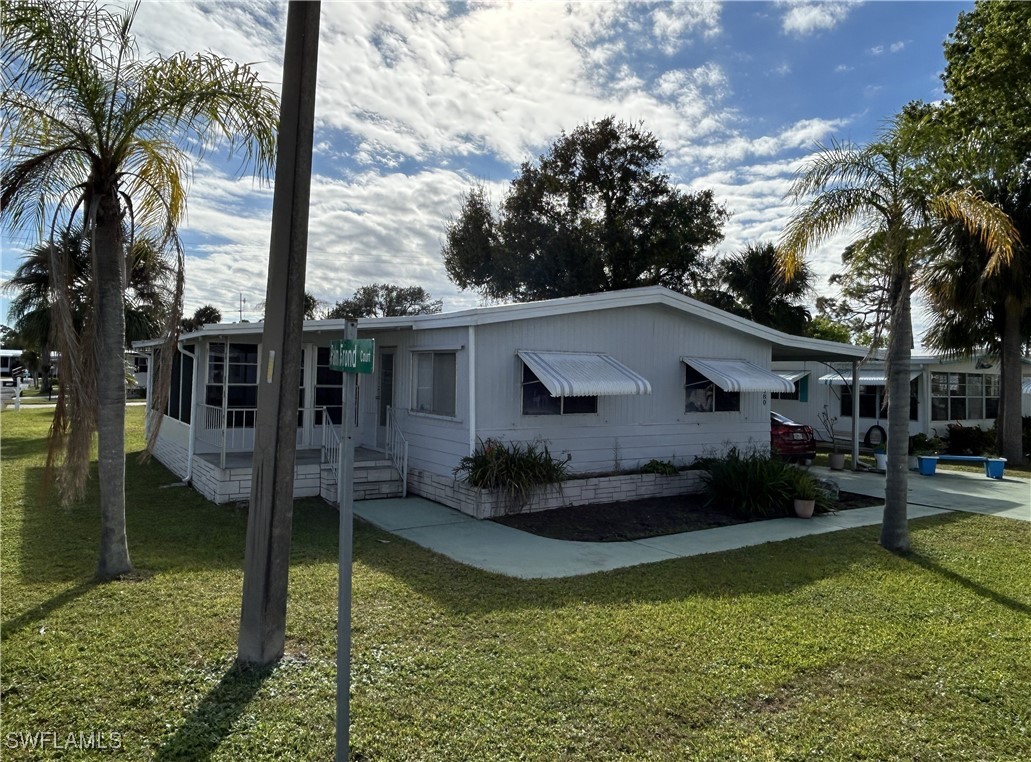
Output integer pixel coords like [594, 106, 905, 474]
[778, 371, 809, 383]
[682, 358, 795, 393]
[1022, 378, 1031, 396]
[518, 351, 652, 397]
[819, 371, 920, 386]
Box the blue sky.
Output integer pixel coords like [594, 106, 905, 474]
[1, 0, 972, 339]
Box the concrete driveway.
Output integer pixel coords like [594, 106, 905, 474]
[353, 467, 1029, 579]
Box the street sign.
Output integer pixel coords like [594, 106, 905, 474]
[330, 338, 375, 374]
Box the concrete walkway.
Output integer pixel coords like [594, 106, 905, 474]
[354, 466, 1030, 579]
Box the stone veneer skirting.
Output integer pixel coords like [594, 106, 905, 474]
[406, 468, 705, 520]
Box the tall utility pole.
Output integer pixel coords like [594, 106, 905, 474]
[238, 0, 321, 667]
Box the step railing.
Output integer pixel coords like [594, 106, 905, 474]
[321, 408, 341, 467]
[384, 406, 409, 498]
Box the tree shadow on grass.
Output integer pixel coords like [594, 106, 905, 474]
[14, 462, 338, 583]
[152, 660, 274, 761]
[1, 580, 96, 642]
[904, 550, 1031, 616]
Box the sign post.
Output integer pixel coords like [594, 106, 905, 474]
[331, 325, 374, 762]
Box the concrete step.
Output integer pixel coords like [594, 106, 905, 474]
[322, 460, 404, 502]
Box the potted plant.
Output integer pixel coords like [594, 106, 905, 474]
[908, 433, 938, 470]
[872, 442, 887, 471]
[792, 473, 818, 518]
[818, 406, 845, 470]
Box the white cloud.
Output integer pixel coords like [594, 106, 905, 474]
[869, 40, 906, 56]
[651, 0, 722, 54]
[778, 1, 861, 36]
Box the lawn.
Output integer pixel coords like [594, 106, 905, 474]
[2, 407, 1029, 761]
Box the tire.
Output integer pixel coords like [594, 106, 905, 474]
[863, 425, 886, 448]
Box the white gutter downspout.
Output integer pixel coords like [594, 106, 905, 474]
[178, 340, 199, 484]
[851, 360, 860, 470]
[468, 325, 476, 455]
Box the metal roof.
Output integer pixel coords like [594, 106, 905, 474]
[682, 358, 795, 393]
[777, 371, 810, 383]
[518, 351, 652, 397]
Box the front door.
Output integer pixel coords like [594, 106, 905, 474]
[376, 349, 395, 448]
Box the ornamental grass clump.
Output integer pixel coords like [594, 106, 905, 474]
[454, 438, 571, 509]
[698, 446, 833, 518]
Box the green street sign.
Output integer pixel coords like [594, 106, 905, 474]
[330, 339, 375, 374]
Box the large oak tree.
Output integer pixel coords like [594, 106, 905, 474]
[443, 117, 728, 302]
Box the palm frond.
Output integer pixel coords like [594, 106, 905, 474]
[931, 188, 1019, 275]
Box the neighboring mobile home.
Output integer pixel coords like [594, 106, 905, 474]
[772, 355, 1031, 446]
[136, 286, 867, 513]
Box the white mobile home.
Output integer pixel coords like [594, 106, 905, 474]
[137, 287, 867, 513]
[772, 355, 1031, 446]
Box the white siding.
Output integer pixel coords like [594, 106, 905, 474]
[470, 304, 774, 474]
[360, 326, 471, 474]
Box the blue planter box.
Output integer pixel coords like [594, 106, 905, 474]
[917, 456, 937, 476]
[985, 458, 1006, 479]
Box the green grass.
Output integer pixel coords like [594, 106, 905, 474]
[2, 407, 1030, 761]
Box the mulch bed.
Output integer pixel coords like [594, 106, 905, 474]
[492, 491, 884, 542]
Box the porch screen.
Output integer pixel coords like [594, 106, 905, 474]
[205, 342, 258, 427]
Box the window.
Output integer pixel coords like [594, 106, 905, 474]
[685, 365, 739, 412]
[841, 379, 918, 421]
[412, 352, 456, 417]
[205, 342, 258, 427]
[931, 372, 999, 421]
[771, 376, 808, 402]
[521, 363, 597, 415]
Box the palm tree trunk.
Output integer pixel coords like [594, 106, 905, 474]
[881, 274, 912, 553]
[999, 296, 1025, 465]
[93, 194, 133, 579]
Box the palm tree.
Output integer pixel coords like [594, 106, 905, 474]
[5, 230, 176, 393]
[1, 0, 278, 579]
[180, 304, 223, 332]
[778, 119, 1017, 553]
[922, 157, 1031, 466]
[719, 242, 814, 334]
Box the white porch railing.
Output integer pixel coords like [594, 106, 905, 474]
[321, 408, 341, 467]
[385, 406, 409, 498]
[200, 405, 308, 469]
[200, 405, 256, 468]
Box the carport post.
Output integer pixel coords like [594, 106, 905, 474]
[851, 360, 860, 469]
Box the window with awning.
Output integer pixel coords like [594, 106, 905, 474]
[517, 351, 651, 416]
[774, 371, 810, 401]
[681, 358, 793, 413]
[681, 358, 795, 393]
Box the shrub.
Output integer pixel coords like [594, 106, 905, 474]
[908, 432, 941, 455]
[698, 447, 833, 519]
[454, 438, 571, 509]
[641, 459, 678, 476]
[943, 423, 995, 456]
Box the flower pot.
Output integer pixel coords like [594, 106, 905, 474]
[828, 453, 845, 471]
[874, 452, 887, 470]
[794, 498, 815, 518]
[985, 458, 1006, 479]
[908, 455, 918, 470]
